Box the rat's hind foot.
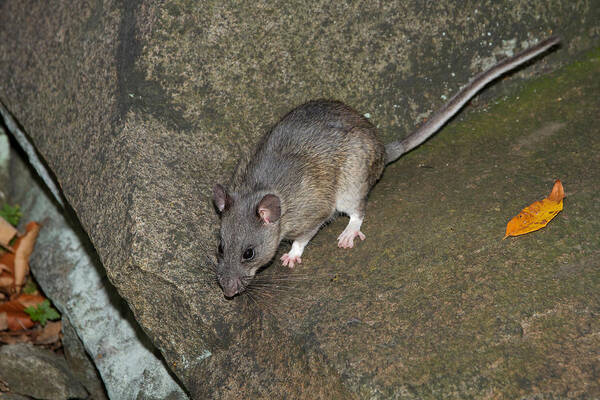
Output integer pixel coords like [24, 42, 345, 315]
[337, 215, 366, 249]
[337, 229, 365, 248]
[281, 253, 302, 268]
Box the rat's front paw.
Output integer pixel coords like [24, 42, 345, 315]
[281, 253, 302, 268]
[337, 229, 366, 249]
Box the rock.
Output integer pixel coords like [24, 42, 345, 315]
[0, 132, 9, 203]
[0, 393, 33, 400]
[61, 318, 108, 400]
[0, 343, 87, 400]
[1, 1, 599, 398]
[7, 140, 188, 400]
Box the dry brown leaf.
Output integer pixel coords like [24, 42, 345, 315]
[0, 262, 11, 273]
[7, 312, 34, 331]
[0, 300, 35, 331]
[0, 238, 16, 292]
[0, 271, 13, 289]
[0, 251, 14, 273]
[13, 222, 40, 292]
[0, 311, 7, 330]
[33, 320, 62, 345]
[0, 216, 17, 249]
[14, 293, 46, 309]
[0, 330, 31, 344]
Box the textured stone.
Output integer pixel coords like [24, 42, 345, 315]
[0, 393, 33, 400]
[61, 318, 108, 400]
[0, 343, 87, 400]
[0, 132, 9, 203]
[7, 144, 187, 400]
[0, 1, 599, 398]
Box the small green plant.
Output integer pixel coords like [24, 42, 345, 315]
[22, 279, 39, 295]
[0, 204, 22, 226]
[24, 300, 60, 326]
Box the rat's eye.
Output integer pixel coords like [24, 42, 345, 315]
[218, 242, 224, 255]
[242, 247, 255, 261]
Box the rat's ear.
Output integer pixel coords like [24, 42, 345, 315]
[257, 194, 281, 224]
[213, 184, 233, 213]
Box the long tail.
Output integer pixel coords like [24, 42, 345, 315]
[384, 36, 560, 165]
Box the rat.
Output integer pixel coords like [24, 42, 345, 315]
[213, 36, 560, 297]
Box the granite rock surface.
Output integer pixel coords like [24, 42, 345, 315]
[1, 1, 598, 397]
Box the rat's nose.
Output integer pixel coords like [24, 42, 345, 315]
[220, 277, 241, 297]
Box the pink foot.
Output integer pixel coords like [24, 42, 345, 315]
[337, 230, 366, 249]
[281, 253, 302, 268]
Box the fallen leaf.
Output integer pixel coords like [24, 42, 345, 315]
[0, 250, 16, 292]
[0, 330, 31, 344]
[0, 216, 17, 249]
[0, 252, 14, 273]
[0, 312, 7, 330]
[33, 320, 62, 345]
[13, 222, 40, 292]
[0, 271, 14, 289]
[0, 300, 35, 330]
[0, 262, 11, 273]
[505, 180, 565, 238]
[14, 293, 46, 309]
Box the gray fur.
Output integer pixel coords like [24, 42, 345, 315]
[213, 36, 560, 297]
[214, 101, 384, 296]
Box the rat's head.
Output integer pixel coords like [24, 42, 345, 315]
[212, 184, 282, 297]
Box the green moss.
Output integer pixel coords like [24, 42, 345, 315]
[298, 46, 600, 397]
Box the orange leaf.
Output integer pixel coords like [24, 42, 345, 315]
[0, 216, 17, 249]
[0, 251, 14, 273]
[13, 222, 40, 292]
[0, 271, 14, 289]
[547, 179, 565, 202]
[0, 300, 35, 331]
[505, 180, 565, 238]
[14, 293, 46, 309]
[0, 262, 11, 274]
